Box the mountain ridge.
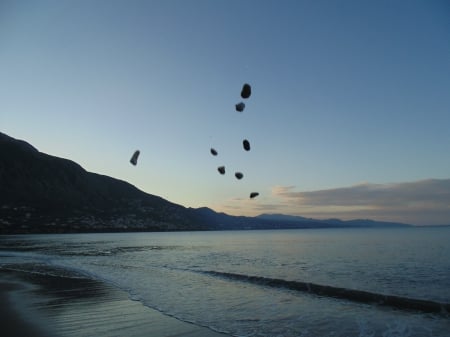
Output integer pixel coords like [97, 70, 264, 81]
[0, 131, 206, 233]
[256, 213, 411, 227]
[0, 132, 411, 233]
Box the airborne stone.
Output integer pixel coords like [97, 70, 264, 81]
[130, 150, 140, 166]
[235, 102, 245, 112]
[243, 139, 250, 151]
[241, 83, 251, 99]
[250, 192, 259, 199]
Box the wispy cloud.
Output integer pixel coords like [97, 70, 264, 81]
[212, 193, 286, 217]
[271, 179, 450, 225]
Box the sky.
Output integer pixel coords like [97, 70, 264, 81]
[1, 0, 450, 226]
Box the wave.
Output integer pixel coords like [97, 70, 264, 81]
[202, 270, 450, 316]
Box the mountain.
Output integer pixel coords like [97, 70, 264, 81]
[0, 132, 411, 234]
[0, 132, 207, 233]
[256, 214, 312, 222]
[256, 214, 410, 228]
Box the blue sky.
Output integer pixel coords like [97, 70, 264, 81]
[1, 0, 449, 225]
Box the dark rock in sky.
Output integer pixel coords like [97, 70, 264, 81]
[235, 172, 243, 180]
[250, 192, 259, 199]
[218, 166, 225, 175]
[241, 83, 251, 99]
[235, 102, 245, 112]
[210, 148, 218, 156]
[243, 139, 250, 151]
[130, 150, 140, 166]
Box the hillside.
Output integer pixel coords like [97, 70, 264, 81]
[0, 132, 206, 233]
[0, 132, 411, 234]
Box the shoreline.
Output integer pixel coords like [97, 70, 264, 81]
[0, 270, 227, 337]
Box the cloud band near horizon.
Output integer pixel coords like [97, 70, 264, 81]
[270, 179, 450, 226]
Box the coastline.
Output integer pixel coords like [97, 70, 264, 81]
[0, 270, 227, 337]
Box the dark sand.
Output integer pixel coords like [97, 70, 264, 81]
[1, 281, 53, 337]
[0, 270, 227, 337]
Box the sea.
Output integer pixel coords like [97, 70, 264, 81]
[1, 227, 449, 337]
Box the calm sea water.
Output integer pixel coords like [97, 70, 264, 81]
[1, 227, 449, 337]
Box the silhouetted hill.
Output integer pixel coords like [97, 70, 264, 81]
[0, 132, 206, 233]
[256, 213, 410, 228]
[189, 208, 370, 230]
[0, 132, 412, 234]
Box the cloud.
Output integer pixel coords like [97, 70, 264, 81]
[271, 179, 450, 225]
[212, 192, 287, 217]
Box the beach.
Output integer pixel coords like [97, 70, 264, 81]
[1, 230, 449, 336]
[0, 270, 226, 337]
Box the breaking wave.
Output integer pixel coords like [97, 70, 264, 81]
[202, 270, 450, 316]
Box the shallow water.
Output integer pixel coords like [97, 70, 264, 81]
[1, 227, 449, 336]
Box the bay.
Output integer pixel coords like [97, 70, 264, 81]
[1, 227, 449, 336]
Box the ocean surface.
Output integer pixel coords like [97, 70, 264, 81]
[1, 227, 449, 337]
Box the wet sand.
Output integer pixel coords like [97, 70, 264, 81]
[1, 281, 52, 337]
[0, 270, 227, 337]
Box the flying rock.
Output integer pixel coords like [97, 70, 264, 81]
[243, 139, 250, 151]
[250, 192, 259, 199]
[235, 102, 245, 112]
[235, 172, 243, 180]
[218, 166, 226, 175]
[130, 150, 140, 166]
[241, 83, 251, 99]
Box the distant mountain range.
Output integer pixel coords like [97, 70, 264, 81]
[0, 132, 411, 234]
[255, 214, 411, 228]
